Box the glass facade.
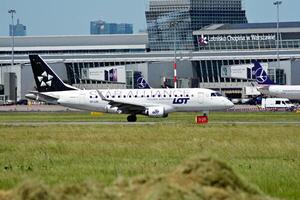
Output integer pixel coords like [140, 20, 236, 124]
[268, 68, 286, 85]
[194, 59, 287, 88]
[90, 20, 133, 35]
[146, 0, 247, 51]
[0, 84, 3, 95]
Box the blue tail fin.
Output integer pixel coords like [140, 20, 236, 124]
[252, 60, 275, 85]
[29, 55, 78, 92]
[133, 72, 151, 89]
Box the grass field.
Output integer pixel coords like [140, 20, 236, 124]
[0, 111, 299, 200]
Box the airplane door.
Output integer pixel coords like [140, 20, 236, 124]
[78, 92, 86, 104]
[198, 92, 204, 104]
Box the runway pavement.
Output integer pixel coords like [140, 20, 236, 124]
[0, 105, 80, 112]
[0, 121, 160, 126]
[1, 121, 300, 127]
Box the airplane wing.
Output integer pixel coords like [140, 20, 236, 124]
[96, 90, 158, 113]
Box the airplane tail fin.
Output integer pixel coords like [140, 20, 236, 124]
[133, 71, 151, 89]
[29, 55, 78, 92]
[252, 60, 275, 85]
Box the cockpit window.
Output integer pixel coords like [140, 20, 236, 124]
[211, 92, 222, 97]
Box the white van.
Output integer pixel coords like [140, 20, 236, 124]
[261, 98, 295, 110]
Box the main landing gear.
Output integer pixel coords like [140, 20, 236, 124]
[127, 115, 137, 122]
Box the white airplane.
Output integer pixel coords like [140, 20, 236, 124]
[26, 55, 234, 122]
[252, 61, 300, 100]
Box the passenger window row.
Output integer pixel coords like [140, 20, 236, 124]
[90, 94, 194, 99]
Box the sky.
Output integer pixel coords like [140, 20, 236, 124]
[0, 0, 300, 36]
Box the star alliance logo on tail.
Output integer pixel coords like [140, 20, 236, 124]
[38, 71, 53, 87]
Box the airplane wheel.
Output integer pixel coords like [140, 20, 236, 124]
[127, 115, 137, 122]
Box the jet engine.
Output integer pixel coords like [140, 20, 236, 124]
[146, 107, 167, 118]
[104, 105, 122, 114]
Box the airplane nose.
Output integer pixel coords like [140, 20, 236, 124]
[223, 98, 234, 109]
[226, 99, 234, 109]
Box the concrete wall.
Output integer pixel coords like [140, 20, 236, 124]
[291, 60, 300, 85]
[0, 65, 22, 100]
[4, 72, 17, 101]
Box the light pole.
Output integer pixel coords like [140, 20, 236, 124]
[8, 9, 16, 68]
[170, 21, 178, 88]
[273, 1, 282, 82]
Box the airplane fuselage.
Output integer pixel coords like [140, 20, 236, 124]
[27, 55, 234, 122]
[259, 85, 300, 100]
[35, 88, 233, 115]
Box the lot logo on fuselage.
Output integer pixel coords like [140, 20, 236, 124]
[173, 98, 190, 105]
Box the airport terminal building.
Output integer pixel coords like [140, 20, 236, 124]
[193, 22, 300, 97]
[146, 0, 247, 51]
[2, 22, 300, 101]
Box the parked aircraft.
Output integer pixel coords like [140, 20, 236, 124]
[26, 55, 234, 122]
[252, 61, 300, 100]
[134, 72, 151, 89]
